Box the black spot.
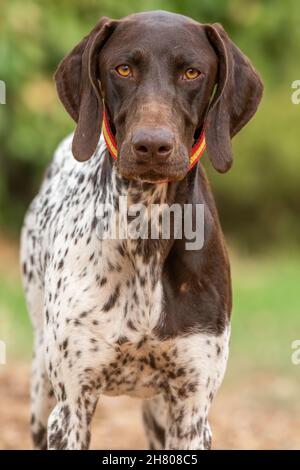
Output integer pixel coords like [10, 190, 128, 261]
[117, 336, 128, 345]
[133, 291, 138, 304]
[59, 382, 67, 401]
[136, 337, 147, 349]
[32, 424, 47, 449]
[143, 409, 165, 448]
[58, 259, 64, 270]
[78, 174, 85, 184]
[22, 262, 27, 276]
[117, 244, 125, 257]
[127, 319, 137, 331]
[149, 353, 156, 369]
[102, 284, 120, 312]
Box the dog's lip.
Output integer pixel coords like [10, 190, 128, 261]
[138, 170, 170, 183]
[121, 169, 167, 181]
[138, 168, 168, 179]
[118, 158, 188, 183]
[119, 168, 185, 184]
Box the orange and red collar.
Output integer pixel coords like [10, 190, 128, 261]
[102, 109, 206, 171]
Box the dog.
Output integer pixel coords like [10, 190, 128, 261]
[20, 10, 263, 450]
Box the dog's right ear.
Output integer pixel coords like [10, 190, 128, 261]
[54, 17, 118, 161]
[203, 23, 263, 173]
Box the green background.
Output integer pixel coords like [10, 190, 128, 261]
[0, 0, 299, 450]
[0, 0, 300, 251]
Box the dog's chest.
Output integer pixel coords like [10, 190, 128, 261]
[55, 228, 168, 397]
[76, 239, 169, 399]
[102, 336, 173, 398]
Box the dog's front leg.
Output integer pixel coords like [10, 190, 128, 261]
[165, 394, 213, 450]
[45, 319, 113, 450]
[46, 345, 102, 450]
[164, 328, 230, 450]
[47, 394, 99, 450]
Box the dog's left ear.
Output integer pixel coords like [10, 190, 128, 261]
[54, 17, 119, 161]
[203, 23, 263, 173]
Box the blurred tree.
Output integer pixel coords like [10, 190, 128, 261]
[0, 0, 299, 250]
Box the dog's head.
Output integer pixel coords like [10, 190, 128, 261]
[55, 11, 263, 182]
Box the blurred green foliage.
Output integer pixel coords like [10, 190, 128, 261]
[0, 0, 299, 250]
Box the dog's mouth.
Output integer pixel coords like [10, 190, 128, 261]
[135, 169, 180, 184]
[117, 145, 190, 184]
[119, 167, 187, 184]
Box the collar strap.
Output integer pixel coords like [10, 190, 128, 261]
[102, 109, 206, 171]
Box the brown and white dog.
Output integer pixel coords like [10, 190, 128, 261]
[21, 11, 263, 450]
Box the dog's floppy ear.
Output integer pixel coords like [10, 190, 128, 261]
[203, 23, 263, 173]
[54, 17, 118, 161]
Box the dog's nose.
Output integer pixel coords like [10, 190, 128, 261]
[132, 128, 174, 161]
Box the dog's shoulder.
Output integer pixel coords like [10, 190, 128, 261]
[42, 133, 105, 187]
[22, 133, 107, 248]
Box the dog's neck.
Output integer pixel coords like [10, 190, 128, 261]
[96, 148, 197, 267]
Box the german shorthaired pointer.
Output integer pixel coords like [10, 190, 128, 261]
[21, 11, 263, 450]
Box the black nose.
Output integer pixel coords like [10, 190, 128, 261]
[132, 127, 174, 161]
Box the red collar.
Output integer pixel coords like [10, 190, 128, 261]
[102, 109, 206, 171]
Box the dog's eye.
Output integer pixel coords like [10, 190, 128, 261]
[116, 64, 132, 77]
[183, 68, 201, 80]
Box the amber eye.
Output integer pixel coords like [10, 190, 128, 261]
[183, 68, 201, 80]
[116, 64, 131, 77]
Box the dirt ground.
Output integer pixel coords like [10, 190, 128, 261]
[0, 362, 299, 450]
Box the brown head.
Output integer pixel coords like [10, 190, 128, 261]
[55, 10, 263, 182]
